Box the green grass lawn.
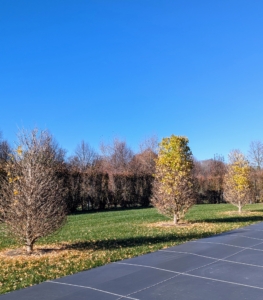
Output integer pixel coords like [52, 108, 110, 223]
[1, 203, 263, 294]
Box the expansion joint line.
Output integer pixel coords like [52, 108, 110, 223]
[47, 281, 139, 300]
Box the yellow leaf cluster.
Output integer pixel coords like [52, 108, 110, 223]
[156, 135, 193, 176]
[16, 146, 23, 156]
[226, 158, 251, 194]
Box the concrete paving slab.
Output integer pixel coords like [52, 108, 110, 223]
[91, 266, 173, 296]
[0, 281, 119, 300]
[228, 248, 263, 266]
[245, 223, 263, 230]
[54, 263, 144, 287]
[119, 250, 216, 272]
[251, 243, 263, 250]
[53, 263, 174, 296]
[235, 229, 263, 240]
[165, 240, 246, 258]
[189, 260, 263, 289]
[197, 234, 261, 247]
[195, 234, 263, 249]
[133, 274, 263, 300]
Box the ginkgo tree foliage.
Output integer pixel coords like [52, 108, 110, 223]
[151, 135, 195, 224]
[0, 128, 67, 253]
[223, 150, 252, 213]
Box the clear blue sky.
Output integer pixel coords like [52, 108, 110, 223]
[1, 0, 263, 160]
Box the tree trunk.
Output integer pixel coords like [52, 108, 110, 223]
[26, 210, 33, 253]
[238, 201, 242, 213]
[26, 241, 33, 254]
[174, 213, 178, 225]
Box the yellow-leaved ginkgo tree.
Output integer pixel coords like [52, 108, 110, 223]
[223, 150, 252, 213]
[151, 135, 195, 224]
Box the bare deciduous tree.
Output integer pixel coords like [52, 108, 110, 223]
[100, 138, 134, 173]
[67, 141, 100, 210]
[132, 135, 158, 174]
[0, 129, 67, 253]
[0, 131, 11, 164]
[247, 140, 263, 203]
[248, 141, 263, 170]
[193, 155, 226, 204]
[207, 154, 226, 203]
[69, 140, 98, 171]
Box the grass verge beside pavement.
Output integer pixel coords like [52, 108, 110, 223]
[0, 203, 263, 294]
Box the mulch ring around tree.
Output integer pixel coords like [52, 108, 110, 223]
[147, 221, 191, 228]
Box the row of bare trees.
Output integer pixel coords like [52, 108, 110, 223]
[2, 129, 263, 212]
[0, 131, 158, 213]
[62, 171, 153, 212]
[193, 155, 226, 204]
[68, 137, 157, 175]
[63, 137, 157, 211]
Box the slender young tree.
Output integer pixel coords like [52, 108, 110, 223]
[100, 138, 134, 173]
[223, 150, 251, 213]
[248, 140, 263, 169]
[151, 135, 195, 224]
[0, 128, 67, 253]
[133, 135, 158, 174]
[248, 140, 263, 203]
[69, 140, 98, 171]
[0, 131, 10, 164]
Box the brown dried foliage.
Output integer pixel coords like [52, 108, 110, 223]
[193, 155, 226, 204]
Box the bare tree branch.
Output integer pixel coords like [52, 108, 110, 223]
[69, 140, 98, 171]
[248, 140, 263, 169]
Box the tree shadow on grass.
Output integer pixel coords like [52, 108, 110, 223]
[63, 231, 224, 252]
[192, 215, 263, 224]
[71, 206, 152, 216]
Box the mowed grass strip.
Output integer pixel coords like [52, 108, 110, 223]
[1, 203, 263, 294]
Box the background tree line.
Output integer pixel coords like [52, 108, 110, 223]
[193, 141, 263, 205]
[0, 131, 157, 213]
[1, 129, 263, 213]
[63, 137, 157, 212]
